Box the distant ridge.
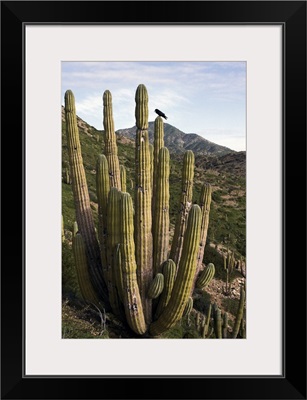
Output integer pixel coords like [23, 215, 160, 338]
[62, 105, 240, 156]
[116, 121, 235, 156]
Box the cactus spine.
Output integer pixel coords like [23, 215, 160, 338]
[134, 84, 153, 324]
[196, 263, 215, 289]
[150, 204, 202, 336]
[103, 90, 121, 189]
[153, 147, 170, 274]
[119, 192, 146, 335]
[170, 150, 194, 265]
[72, 232, 100, 306]
[155, 259, 176, 319]
[64, 90, 107, 301]
[147, 273, 164, 299]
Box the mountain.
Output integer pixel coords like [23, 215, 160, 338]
[116, 122, 235, 156]
[62, 106, 238, 156]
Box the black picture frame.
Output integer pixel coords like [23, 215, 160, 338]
[1, 1, 306, 399]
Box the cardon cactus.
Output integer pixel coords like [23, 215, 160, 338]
[63, 84, 241, 338]
[134, 84, 153, 324]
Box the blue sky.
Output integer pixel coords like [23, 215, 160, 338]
[62, 61, 246, 151]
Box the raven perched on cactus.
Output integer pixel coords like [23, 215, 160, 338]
[155, 108, 168, 120]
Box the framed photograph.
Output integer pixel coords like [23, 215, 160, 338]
[1, 1, 306, 399]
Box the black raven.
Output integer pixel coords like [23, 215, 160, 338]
[155, 109, 168, 120]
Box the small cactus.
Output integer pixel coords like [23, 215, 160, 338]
[196, 263, 215, 289]
[182, 297, 193, 317]
[232, 284, 246, 338]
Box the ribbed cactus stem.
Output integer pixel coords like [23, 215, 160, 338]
[120, 165, 127, 193]
[135, 84, 148, 129]
[134, 84, 152, 324]
[155, 259, 176, 319]
[106, 187, 122, 316]
[196, 263, 215, 289]
[103, 90, 121, 189]
[64, 90, 107, 301]
[196, 183, 212, 268]
[114, 244, 124, 303]
[96, 154, 110, 270]
[170, 150, 194, 265]
[153, 116, 164, 206]
[72, 232, 100, 306]
[149, 144, 154, 192]
[153, 147, 170, 274]
[232, 285, 246, 338]
[147, 273, 164, 299]
[214, 307, 222, 339]
[119, 193, 146, 335]
[150, 205, 202, 336]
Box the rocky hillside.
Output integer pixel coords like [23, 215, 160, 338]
[117, 121, 235, 156]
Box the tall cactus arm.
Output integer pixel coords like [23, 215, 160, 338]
[96, 154, 110, 271]
[120, 165, 127, 193]
[196, 183, 212, 267]
[64, 90, 107, 301]
[106, 187, 122, 316]
[153, 116, 164, 207]
[119, 192, 147, 335]
[134, 84, 153, 324]
[170, 150, 194, 265]
[103, 90, 121, 189]
[153, 147, 170, 274]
